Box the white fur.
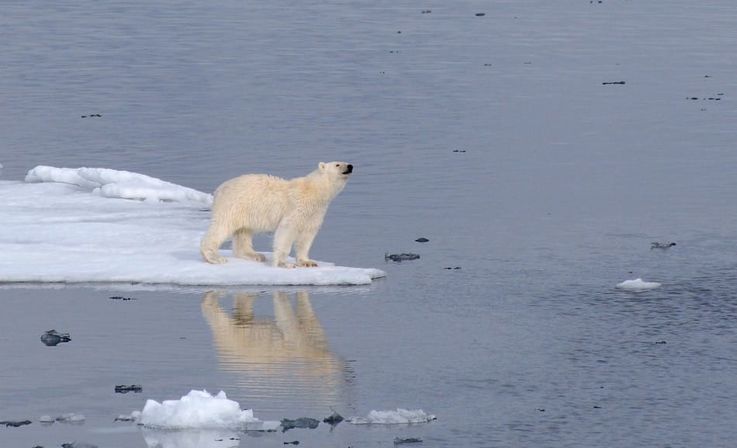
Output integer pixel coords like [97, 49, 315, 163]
[201, 162, 352, 268]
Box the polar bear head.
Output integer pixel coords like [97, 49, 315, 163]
[319, 161, 353, 178]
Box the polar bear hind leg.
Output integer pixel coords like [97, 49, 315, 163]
[233, 228, 266, 262]
[200, 223, 230, 264]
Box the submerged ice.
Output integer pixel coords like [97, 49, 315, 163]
[347, 409, 437, 424]
[0, 166, 385, 286]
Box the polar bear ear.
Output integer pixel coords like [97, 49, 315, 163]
[319, 162, 326, 171]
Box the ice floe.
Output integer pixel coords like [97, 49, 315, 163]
[616, 278, 662, 291]
[137, 390, 279, 431]
[0, 166, 385, 286]
[346, 409, 437, 424]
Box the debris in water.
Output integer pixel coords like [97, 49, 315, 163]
[385, 253, 420, 262]
[109, 296, 137, 301]
[281, 417, 320, 431]
[114, 415, 137, 422]
[40, 330, 71, 346]
[0, 420, 32, 427]
[323, 411, 344, 426]
[650, 241, 676, 249]
[115, 385, 143, 394]
[414, 237, 429, 243]
[602, 81, 625, 85]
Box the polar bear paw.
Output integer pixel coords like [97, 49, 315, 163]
[275, 261, 296, 269]
[237, 252, 266, 262]
[297, 259, 319, 268]
[205, 254, 228, 264]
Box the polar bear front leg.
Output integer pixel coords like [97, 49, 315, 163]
[233, 229, 266, 262]
[295, 229, 319, 267]
[272, 222, 296, 268]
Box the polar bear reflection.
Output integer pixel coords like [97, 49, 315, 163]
[201, 291, 348, 412]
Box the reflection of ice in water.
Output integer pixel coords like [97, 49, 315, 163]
[202, 291, 350, 412]
[142, 428, 239, 448]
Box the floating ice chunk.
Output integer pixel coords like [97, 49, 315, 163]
[57, 413, 86, 423]
[616, 278, 662, 291]
[138, 390, 277, 430]
[347, 409, 437, 424]
[39, 415, 55, 424]
[25, 165, 213, 205]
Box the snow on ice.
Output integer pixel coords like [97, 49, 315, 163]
[0, 166, 385, 286]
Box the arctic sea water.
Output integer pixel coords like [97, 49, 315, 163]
[2, 1, 737, 447]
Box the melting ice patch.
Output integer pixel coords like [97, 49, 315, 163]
[0, 166, 385, 286]
[137, 390, 279, 431]
[347, 409, 437, 424]
[616, 278, 662, 291]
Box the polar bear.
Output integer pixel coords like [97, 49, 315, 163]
[200, 161, 353, 268]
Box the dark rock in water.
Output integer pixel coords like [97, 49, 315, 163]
[322, 411, 344, 425]
[655, 340, 667, 344]
[602, 81, 626, 85]
[651, 241, 676, 249]
[385, 253, 420, 262]
[281, 417, 320, 432]
[415, 237, 429, 243]
[394, 438, 423, 445]
[452, 149, 466, 153]
[109, 296, 136, 301]
[444, 266, 462, 270]
[0, 420, 32, 427]
[40, 330, 71, 346]
[115, 385, 143, 394]
[475, 12, 486, 16]
[421, 9, 431, 14]
[62, 443, 98, 448]
[284, 442, 300, 446]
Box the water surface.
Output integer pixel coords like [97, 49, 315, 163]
[2, 0, 737, 446]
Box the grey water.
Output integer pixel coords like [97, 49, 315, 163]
[2, 0, 737, 446]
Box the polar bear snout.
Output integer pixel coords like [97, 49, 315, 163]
[343, 164, 353, 175]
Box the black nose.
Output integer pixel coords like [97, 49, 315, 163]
[346, 164, 353, 173]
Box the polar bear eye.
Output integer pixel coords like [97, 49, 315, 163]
[335, 164, 340, 167]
